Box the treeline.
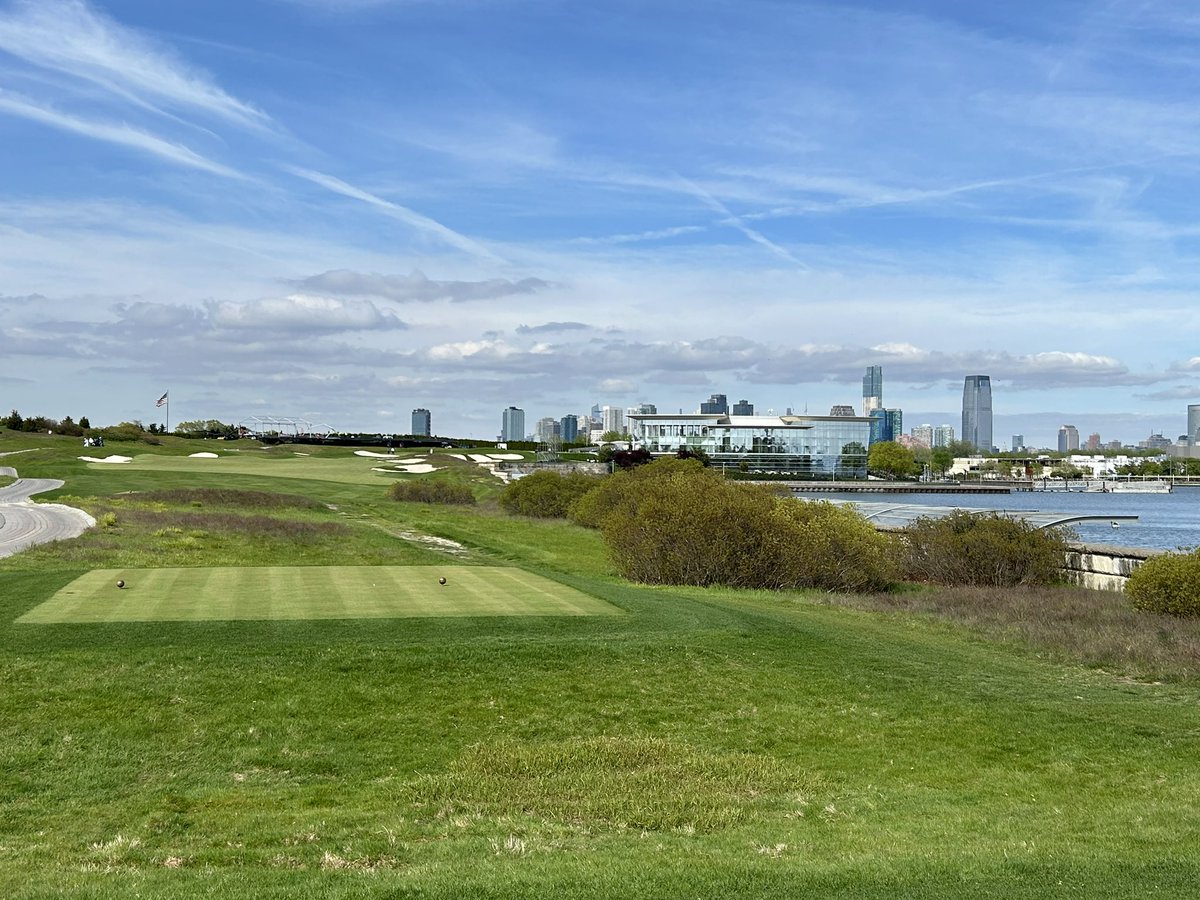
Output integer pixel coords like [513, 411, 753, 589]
[3, 410, 91, 435]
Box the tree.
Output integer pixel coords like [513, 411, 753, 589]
[867, 441, 917, 479]
[675, 446, 710, 466]
[57, 416, 84, 437]
[3, 410, 23, 430]
[599, 430, 627, 443]
[79, 416, 91, 430]
[930, 446, 954, 477]
[598, 446, 653, 470]
[946, 439, 977, 458]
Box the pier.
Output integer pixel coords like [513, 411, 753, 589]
[783, 481, 1012, 494]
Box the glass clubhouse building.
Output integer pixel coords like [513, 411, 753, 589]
[628, 412, 872, 478]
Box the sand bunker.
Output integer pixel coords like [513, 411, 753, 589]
[354, 450, 399, 458]
[468, 454, 494, 462]
[372, 464, 440, 474]
[78, 455, 132, 464]
[445, 453, 467, 460]
[489, 453, 525, 460]
[189, 452, 219, 459]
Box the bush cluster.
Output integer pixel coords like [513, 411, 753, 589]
[1126, 551, 1200, 617]
[571, 459, 896, 592]
[900, 510, 1069, 587]
[388, 480, 476, 505]
[498, 470, 601, 518]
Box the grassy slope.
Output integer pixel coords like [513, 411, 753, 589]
[0, 431, 1197, 898]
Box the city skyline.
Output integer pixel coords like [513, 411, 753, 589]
[3, 1, 1200, 448]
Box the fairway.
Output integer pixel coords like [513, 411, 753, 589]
[16, 566, 617, 623]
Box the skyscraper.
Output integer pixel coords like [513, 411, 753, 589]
[933, 424, 955, 447]
[501, 406, 525, 442]
[560, 414, 579, 444]
[602, 405, 625, 435]
[868, 408, 890, 443]
[700, 393, 728, 414]
[1189, 404, 1200, 446]
[1058, 424, 1080, 452]
[961, 375, 992, 451]
[862, 365, 883, 415]
[885, 409, 903, 443]
[535, 417, 560, 443]
[411, 408, 431, 436]
[911, 424, 934, 448]
[731, 399, 754, 415]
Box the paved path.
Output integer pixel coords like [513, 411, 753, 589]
[0, 471, 95, 559]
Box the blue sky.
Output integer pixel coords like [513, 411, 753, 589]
[2, 0, 1198, 446]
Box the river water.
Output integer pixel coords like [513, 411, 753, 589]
[822, 487, 1200, 552]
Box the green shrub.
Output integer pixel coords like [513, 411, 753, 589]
[765, 500, 898, 592]
[569, 457, 707, 529]
[600, 467, 775, 587]
[594, 467, 895, 592]
[1126, 551, 1200, 617]
[499, 470, 601, 518]
[388, 480, 476, 505]
[901, 511, 1069, 587]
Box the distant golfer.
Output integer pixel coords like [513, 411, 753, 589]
[116, 579, 125, 589]
[439, 576, 447, 585]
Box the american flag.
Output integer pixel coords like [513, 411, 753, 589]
[156, 392, 169, 408]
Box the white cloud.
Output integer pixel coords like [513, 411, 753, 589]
[285, 167, 505, 263]
[295, 269, 551, 303]
[0, 0, 268, 128]
[205, 294, 406, 332]
[0, 90, 244, 178]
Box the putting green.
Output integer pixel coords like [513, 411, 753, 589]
[17, 566, 618, 623]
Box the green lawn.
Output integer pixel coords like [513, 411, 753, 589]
[1, 430, 1199, 898]
[18, 566, 617, 622]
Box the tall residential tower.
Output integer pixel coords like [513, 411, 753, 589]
[411, 408, 431, 436]
[961, 375, 992, 452]
[501, 406, 525, 442]
[862, 365, 883, 415]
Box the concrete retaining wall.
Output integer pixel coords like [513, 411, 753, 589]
[1061, 543, 1161, 592]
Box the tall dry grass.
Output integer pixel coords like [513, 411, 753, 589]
[812, 584, 1200, 682]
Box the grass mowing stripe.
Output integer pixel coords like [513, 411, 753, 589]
[16, 566, 618, 623]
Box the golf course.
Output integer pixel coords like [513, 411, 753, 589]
[1, 430, 1199, 898]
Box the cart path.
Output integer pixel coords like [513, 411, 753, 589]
[0, 473, 95, 559]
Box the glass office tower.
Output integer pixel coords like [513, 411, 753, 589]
[961, 375, 993, 451]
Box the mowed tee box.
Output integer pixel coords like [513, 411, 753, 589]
[17, 566, 618, 623]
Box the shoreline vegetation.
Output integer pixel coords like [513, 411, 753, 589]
[1, 428, 1199, 897]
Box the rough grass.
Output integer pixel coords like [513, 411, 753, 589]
[410, 736, 808, 832]
[128, 487, 326, 510]
[807, 584, 1200, 683]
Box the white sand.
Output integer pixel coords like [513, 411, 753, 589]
[445, 453, 467, 460]
[189, 452, 219, 459]
[489, 453, 525, 460]
[354, 450, 398, 458]
[468, 454, 494, 462]
[394, 464, 438, 473]
[78, 455, 132, 464]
